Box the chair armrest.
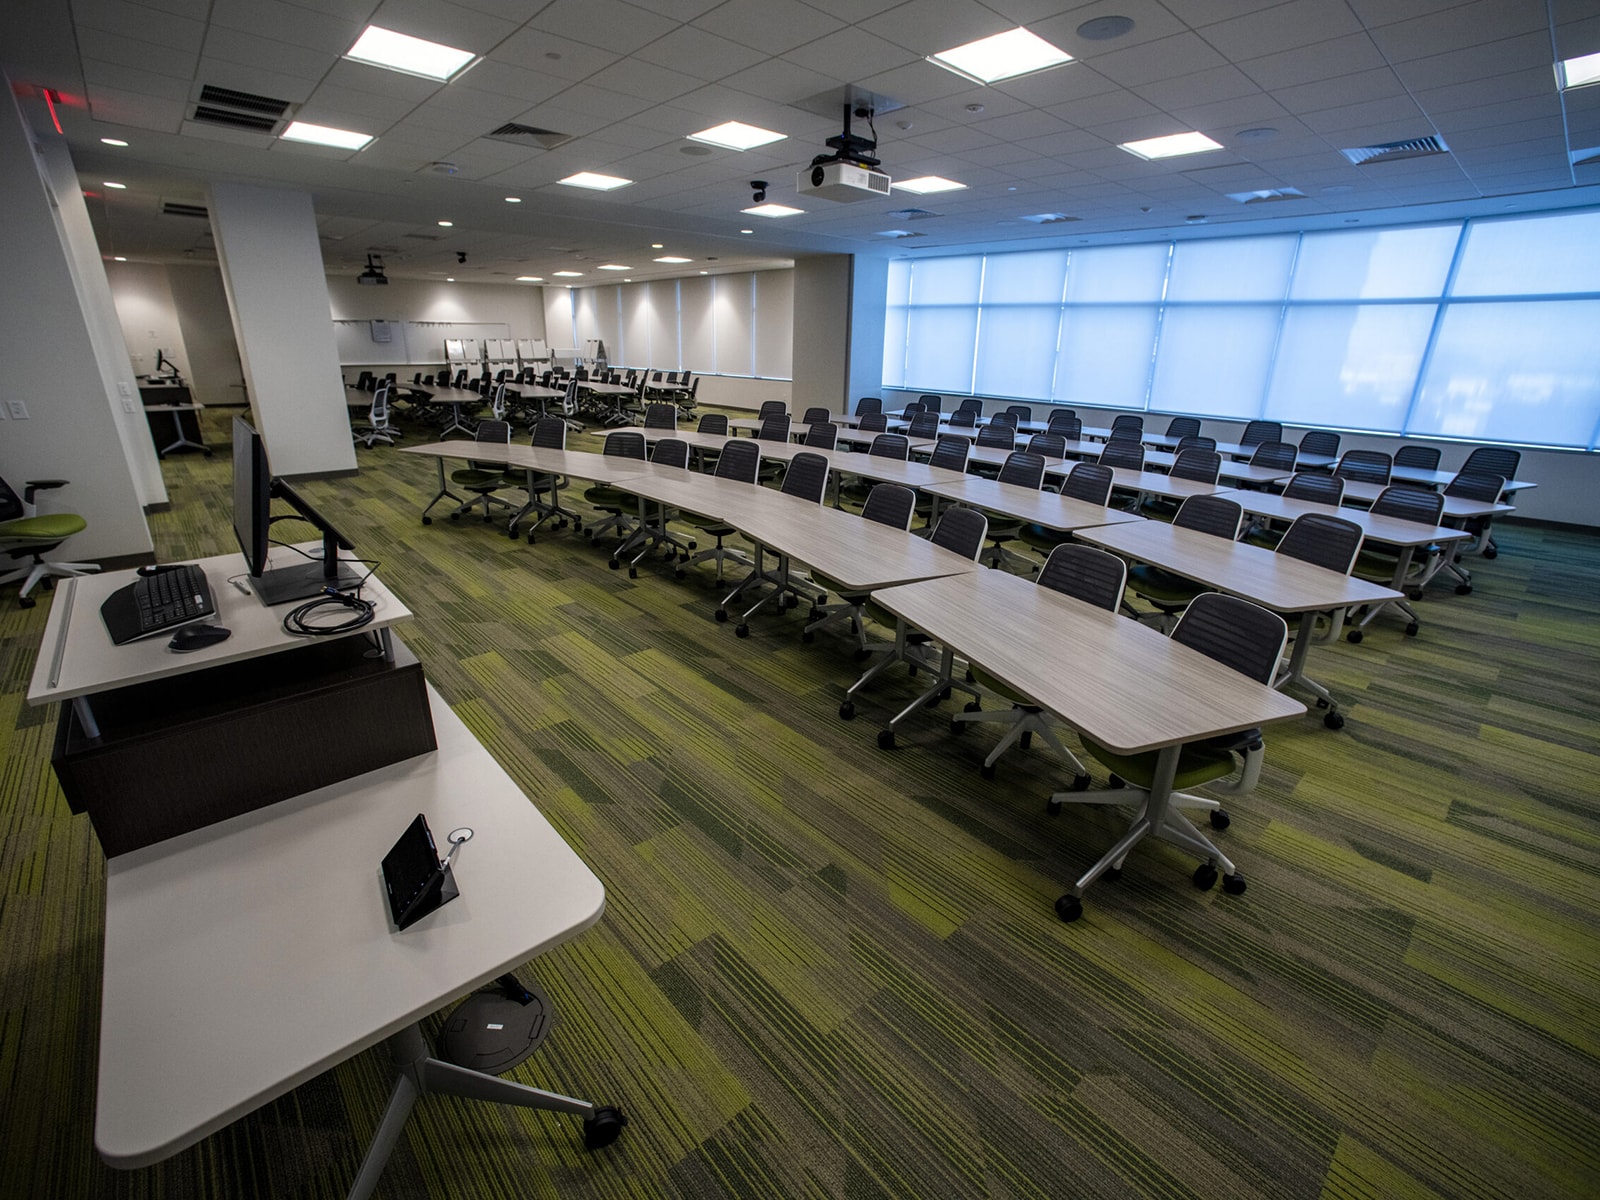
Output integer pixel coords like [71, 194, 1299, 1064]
[24, 479, 69, 503]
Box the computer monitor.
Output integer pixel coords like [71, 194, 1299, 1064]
[231, 416, 363, 605]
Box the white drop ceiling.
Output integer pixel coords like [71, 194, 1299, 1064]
[5, 0, 1599, 283]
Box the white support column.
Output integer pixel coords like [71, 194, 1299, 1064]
[207, 182, 356, 478]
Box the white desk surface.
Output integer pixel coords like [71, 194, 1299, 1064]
[27, 547, 412, 706]
[1105, 467, 1234, 502]
[1230, 492, 1472, 548]
[873, 571, 1304, 756]
[1079, 520, 1401, 614]
[919, 476, 1146, 532]
[576, 380, 636, 395]
[1337, 479, 1515, 519]
[96, 684, 605, 1168]
[400, 441, 628, 481]
[1140, 450, 1295, 487]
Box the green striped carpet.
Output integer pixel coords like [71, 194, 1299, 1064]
[2, 408, 1596, 1199]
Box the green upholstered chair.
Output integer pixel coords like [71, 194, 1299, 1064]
[0, 476, 95, 609]
[1127, 494, 1243, 627]
[804, 483, 916, 652]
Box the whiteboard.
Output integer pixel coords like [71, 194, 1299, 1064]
[333, 320, 409, 366]
[334, 320, 512, 366]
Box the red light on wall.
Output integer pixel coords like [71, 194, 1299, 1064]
[43, 88, 63, 134]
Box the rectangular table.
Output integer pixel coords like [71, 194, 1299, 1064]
[918, 475, 1145, 539]
[97, 686, 617, 1198]
[1141, 449, 1295, 487]
[402, 441, 627, 536]
[871, 571, 1304, 918]
[1077, 520, 1400, 728]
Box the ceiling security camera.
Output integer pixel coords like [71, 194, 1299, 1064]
[751, 180, 768, 203]
[456, 251, 467, 264]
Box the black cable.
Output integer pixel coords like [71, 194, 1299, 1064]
[281, 587, 376, 637]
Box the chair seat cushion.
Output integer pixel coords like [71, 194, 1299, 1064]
[1019, 523, 1071, 551]
[451, 468, 504, 489]
[0, 513, 87, 540]
[1128, 564, 1207, 607]
[1080, 737, 1238, 791]
[583, 485, 636, 508]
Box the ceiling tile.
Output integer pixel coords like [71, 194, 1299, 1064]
[1197, 0, 1365, 61]
[1089, 32, 1229, 88]
[74, 0, 207, 51]
[1269, 68, 1409, 117]
[1173, 93, 1292, 135]
[488, 30, 622, 80]
[81, 58, 194, 102]
[1367, 0, 1551, 63]
[716, 59, 847, 105]
[1296, 95, 1431, 136]
[583, 58, 704, 103]
[1044, 88, 1160, 129]
[634, 25, 768, 81]
[623, 0, 722, 19]
[76, 28, 199, 80]
[802, 0, 903, 19]
[858, 0, 1011, 59]
[364, 0, 522, 52]
[530, 0, 680, 55]
[1390, 32, 1555, 91]
[85, 85, 188, 132]
[192, 58, 320, 104]
[691, 0, 844, 56]
[200, 26, 331, 81]
[781, 27, 921, 83]
[1137, 64, 1262, 111]
[454, 59, 571, 105]
[1411, 67, 1557, 116]
[1237, 34, 1390, 91]
[208, 0, 364, 56]
[1030, 0, 1190, 58]
[303, 82, 424, 124]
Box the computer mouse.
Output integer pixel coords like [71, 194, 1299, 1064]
[168, 623, 232, 652]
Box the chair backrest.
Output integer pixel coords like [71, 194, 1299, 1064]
[988, 410, 1019, 429]
[1098, 439, 1145, 471]
[1047, 411, 1082, 437]
[1171, 447, 1221, 484]
[1175, 435, 1217, 454]
[801, 406, 831, 425]
[652, 437, 690, 469]
[530, 416, 566, 449]
[948, 409, 978, 428]
[861, 483, 916, 531]
[1173, 494, 1243, 539]
[0, 476, 27, 522]
[1005, 404, 1032, 423]
[1111, 414, 1144, 436]
[918, 394, 943, 413]
[370, 383, 391, 421]
[1026, 432, 1066, 458]
[855, 397, 883, 418]
[643, 403, 678, 430]
[1443, 470, 1505, 503]
[1335, 449, 1393, 485]
[1047, 407, 1077, 424]
[928, 434, 971, 473]
[804, 422, 838, 450]
[758, 399, 787, 419]
[697, 413, 729, 435]
[997, 450, 1046, 490]
[1371, 484, 1445, 526]
[1461, 446, 1520, 479]
[869, 432, 910, 460]
[453, 369, 468, 387]
[908, 411, 942, 438]
[467, 418, 511, 470]
[931, 506, 988, 560]
[957, 398, 983, 414]
[1278, 513, 1363, 573]
[1038, 544, 1127, 611]
[1250, 441, 1297, 472]
[858, 412, 889, 434]
[1282, 471, 1345, 504]
[781, 451, 829, 504]
[1172, 593, 1289, 687]
[1061, 462, 1114, 505]
[898, 401, 924, 420]
[976, 423, 1016, 450]
[1165, 416, 1201, 439]
[1303, 430, 1343, 459]
[1241, 420, 1283, 447]
[758, 415, 791, 442]
[1393, 444, 1441, 470]
[603, 430, 646, 461]
[355, 371, 373, 389]
[714, 438, 761, 483]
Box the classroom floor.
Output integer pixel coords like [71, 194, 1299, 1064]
[2, 404, 1597, 1199]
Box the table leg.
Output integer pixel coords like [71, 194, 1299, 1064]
[1274, 612, 1345, 729]
[73, 695, 101, 739]
[420, 459, 463, 524]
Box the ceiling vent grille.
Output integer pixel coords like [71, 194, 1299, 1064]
[1341, 136, 1449, 165]
[198, 85, 291, 117]
[1226, 187, 1306, 204]
[876, 229, 925, 238]
[885, 207, 940, 221]
[190, 85, 294, 135]
[402, 233, 443, 240]
[192, 104, 280, 133]
[486, 122, 576, 150]
[161, 201, 209, 218]
[1019, 212, 1079, 224]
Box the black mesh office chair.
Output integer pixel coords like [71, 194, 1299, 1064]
[1048, 413, 1083, 442]
[1299, 429, 1341, 460]
[1128, 495, 1244, 627]
[1020, 462, 1113, 559]
[621, 437, 696, 578]
[1164, 417, 1201, 439]
[679, 440, 761, 582]
[801, 406, 831, 425]
[444, 421, 516, 523]
[719, 451, 831, 634]
[1394, 445, 1441, 471]
[805, 483, 917, 651]
[1335, 450, 1393, 486]
[1456, 448, 1520, 559]
[510, 415, 577, 543]
[1346, 485, 1445, 641]
[980, 451, 1047, 570]
[1241, 420, 1283, 447]
[582, 431, 648, 552]
[1110, 414, 1144, 439]
[855, 397, 883, 418]
[1432, 470, 1506, 593]
[1142, 447, 1220, 520]
[803, 422, 838, 450]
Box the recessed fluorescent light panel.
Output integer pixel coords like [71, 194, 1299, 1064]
[280, 121, 373, 150]
[558, 171, 632, 190]
[928, 27, 1072, 85]
[103, 181, 127, 189]
[346, 25, 476, 81]
[687, 121, 786, 151]
[598, 264, 630, 270]
[742, 203, 804, 217]
[653, 255, 692, 263]
[896, 176, 966, 194]
[553, 270, 584, 277]
[101, 138, 128, 147]
[515, 275, 543, 281]
[1556, 51, 1600, 90]
[1118, 131, 1223, 160]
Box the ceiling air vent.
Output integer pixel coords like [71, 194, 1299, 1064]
[198, 85, 291, 117]
[1341, 136, 1449, 166]
[876, 229, 924, 238]
[486, 123, 576, 151]
[402, 233, 443, 240]
[161, 201, 209, 218]
[1226, 188, 1306, 204]
[191, 85, 293, 135]
[885, 208, 940, 221]
[192, 105, 279, 133]
[1019, 212, 1079, 224]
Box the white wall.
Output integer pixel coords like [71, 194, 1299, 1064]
[327, 276, 547, 361]
[0, 80, 154, 560]
[167, 264, 244, 408]
[107, 261, 191, 381]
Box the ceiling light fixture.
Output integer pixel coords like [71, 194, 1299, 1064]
[928, 27, 1072, 85]
[504, 196, 522, 203]
[557, 171, 632, 190]
[281, 121, 373, 150]
[515, 275, 543, 282]
[653, 255, 692, 263]
[740, 229, 753, 234]
[651, 243, 664, 249]
[1556, 50, 1600, 90]
[437, 220, 453, 227]
[345, 25, 476, 82]
[687, 121, 786, 151]
[896, 176, 966, 194]
[1118, 131, 1223, 160]
[741, 202, 804, 217]
[101, 137, 128, 147]
[103, 180, 127, 189]
[553, 270, 583, 277]
[113, 255, 127, 261]
[598, 264, 630, 270]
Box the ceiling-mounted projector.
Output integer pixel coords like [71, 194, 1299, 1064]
[797, 103, 891, 202]
[357, 253, 389, 286]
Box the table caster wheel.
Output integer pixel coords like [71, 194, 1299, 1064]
[853, 648, 871, 662]
[802, 630, 815, 644]
[1108, 774, 1125, 789]
[1103, 866, 1122, 881]
[628, 567, 638, 579]
[1483, 547, 1497, 560]
[1324, 710, 1345, 730]
[1456, 583, 1472, 595]
[1019, 730, 1032, 749]
[735, 624, 749, 638]
[1346, 629, 1363, 644]
[1210, 809, 1231, 830]
[1046, 797, 1062, 816]
[715, 609, 728, 622]
[1071, 773, 1090, 792]
[963, 700, 981, 714]
[449, 513, 460, 522]
[980, 763, 996, 780]
[19, 595, 36, 609]
[950, 717, 967, 735]
[1054, 894, 1083, 923]
[1407, 589, 1424, 602]
[1222, 873, 1247, 896]
[527, 534, 537, 545]
[422, 516, 433, 526]
[839, 701, 855, 720]
[1193, 863, 1218, 891]
[608, 559, 620, 570]
[877, 729, 895, 750]
[1404, 622, 1418, 636]
[582, 1105, 628, 1150]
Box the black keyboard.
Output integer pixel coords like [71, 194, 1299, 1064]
[100, 565, 216, 645]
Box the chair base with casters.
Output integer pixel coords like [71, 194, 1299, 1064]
[950, 670, 1092, 790]
[837, 612, 979, 748]
[620, 497, 695, 580]
[678, 516, 751, 583]
[716, 544, 824, 636]
[2, 546, 100, 608]
[801, 574, 870, 650]
[509, 472, 582, 544]
[447, 469, 519, 523]
[1, 484, 98, 608]
[1345, 544, 1433, 641]
[581, 483, 642, 559]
